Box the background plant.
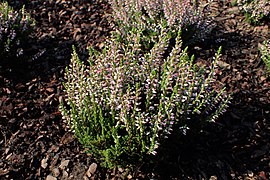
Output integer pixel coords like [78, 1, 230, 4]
[0, 1, 33, 60]
[108, 0, 215, 49]
[259, 40, 270, 74]
[60, 22, 230, 168]
[236, 0, 270, 24]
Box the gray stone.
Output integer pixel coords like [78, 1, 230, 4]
[86, 163, 97, 177]
[46, 175, 57, 180]
[59, 159, 70, 170]
[52, 168, 60, 177]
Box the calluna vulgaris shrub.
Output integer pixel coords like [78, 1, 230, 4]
[60, 25, 230, 168]
[108, 0, 215, 47]
[0, 1, 33, 58]
[260, 40, 270, 74]
[237, 0, 270, 23]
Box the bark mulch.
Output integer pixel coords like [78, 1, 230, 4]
[0, 0, 269, 179]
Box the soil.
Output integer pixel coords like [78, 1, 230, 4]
[0, 0, 269, 179]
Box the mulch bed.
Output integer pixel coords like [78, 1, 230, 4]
[0, 0, 269, 179]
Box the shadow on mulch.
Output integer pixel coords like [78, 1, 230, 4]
[0, 37, 71, 84]
[136, 23, 270, 179]
[146, 102, 270, 179]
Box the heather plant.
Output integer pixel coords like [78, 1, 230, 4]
[108, 0, 214, 48]
[59, 25, 230, 168]
[236, 0, 270, 24]
[0, 1, 33, 59]
[259, 40, 270, 74]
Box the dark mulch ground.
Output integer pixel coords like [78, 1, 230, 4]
[0, 0, 269, 179]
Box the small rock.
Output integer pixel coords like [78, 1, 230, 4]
[127, 174, 132, 179]
[209, 175, 217, 180]
[86, 163, 98, 177]
[46, 175, 57, 180]
[59, 159, 70, 170]
[88, 163, 97, 174]
[52, 168, 60, 177]
[62, 170, 69, 178]
[41, 158, 48, 169]
[247, 170, 254, 177]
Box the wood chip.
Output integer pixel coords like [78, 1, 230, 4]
[59, 159, 70, 170]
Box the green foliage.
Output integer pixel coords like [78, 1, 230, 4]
[260, 40, 270, 74]
[237, 0, 270, 24]
[59, 25, 230, 168]
[0, 1, 34, 59]
[59, 0, 230, 170]
[108, 0, 215, 48]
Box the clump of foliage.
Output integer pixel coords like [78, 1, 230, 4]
[108, 0, 215, 48]
[0, 1, 34, 59]
[59, 22, 230, 168]
[236, 0, 270, 24]
[259, 40, 270, 74]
